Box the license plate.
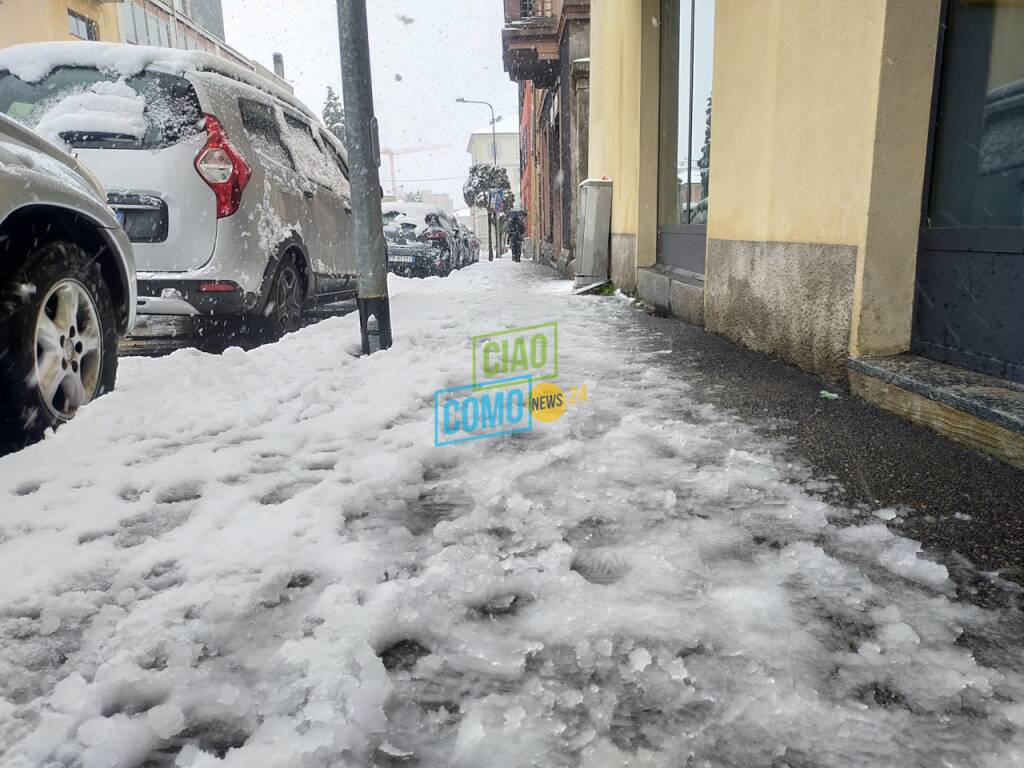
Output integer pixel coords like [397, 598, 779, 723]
[390, 254, 414, 263]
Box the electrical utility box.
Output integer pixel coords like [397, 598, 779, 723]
[574, 178, 613, 290]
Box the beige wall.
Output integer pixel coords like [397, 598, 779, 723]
[587, 0, 660, 291]
[708, 0, 887, 246]
[590, 0, 941, 376]
[850, 0, 942, 358]
[705, 0, 939, 369]
[0, 0, 121, 48]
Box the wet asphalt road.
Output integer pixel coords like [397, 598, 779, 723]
[630, 303, 1024, 600]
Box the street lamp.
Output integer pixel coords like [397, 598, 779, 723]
[457, 97, 502, 261]
[455, 97, 498, 165]
[337, 0, 392, 353]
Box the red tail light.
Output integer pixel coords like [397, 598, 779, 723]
[194, 115, 251, 219]
[424, 230, 446, 241]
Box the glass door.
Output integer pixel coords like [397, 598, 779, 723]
[915, 0, 1024, 382]
[656, 0, 715, 276]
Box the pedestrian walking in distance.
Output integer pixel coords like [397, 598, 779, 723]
[507, 212, 526, 262]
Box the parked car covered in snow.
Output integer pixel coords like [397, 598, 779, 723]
[382, 201, 460, 278]
[0, 42, 356, 340]
[0, 113, 136, 441]
[459, 223, 479, 265]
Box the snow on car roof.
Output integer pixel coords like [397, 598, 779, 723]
[0, 42, 318, 124]
[381, 201, 444, 220]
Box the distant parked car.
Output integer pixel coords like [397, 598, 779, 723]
[382, 202, 460, 277]
[459, 224, 479, 265]
[0, 113, 136, 441]
[0, 42, 356, 341]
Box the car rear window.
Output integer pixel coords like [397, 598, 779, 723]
[0, 66, 202, 150]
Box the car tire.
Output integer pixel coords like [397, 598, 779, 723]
[0, 240, 118, 443]
[263, 254, 305, 340]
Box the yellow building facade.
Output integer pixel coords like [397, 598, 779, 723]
[0, 0, 121, 48]
[588, 0, 1024, 467]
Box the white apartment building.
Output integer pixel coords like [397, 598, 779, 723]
[466, 127, 521, 244]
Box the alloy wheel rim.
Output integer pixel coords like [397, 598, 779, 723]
[277, 265, 302, 329]
[33, 279, 102, 421]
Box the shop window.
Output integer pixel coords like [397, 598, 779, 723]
[656, 0, 714, 275]
[927, 0, 1024, 229]
[658, 0, 714, 228]
[68, 10, 98, 41]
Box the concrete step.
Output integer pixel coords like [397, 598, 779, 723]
[849, 354, 1024, 470]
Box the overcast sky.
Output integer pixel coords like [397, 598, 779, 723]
[221, 0, 519, 210]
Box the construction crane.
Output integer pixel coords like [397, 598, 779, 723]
[380, 144, 450, 197]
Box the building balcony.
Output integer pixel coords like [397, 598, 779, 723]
[501, 0, 589, 87]
[502, 15, 559, 87]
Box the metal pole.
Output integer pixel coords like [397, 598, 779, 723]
[337, 0, 392, 353]
[490, 104, 497, 165]
[487, 211, 493, 262]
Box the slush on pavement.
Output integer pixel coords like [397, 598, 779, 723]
[1, 263, 1022, 767]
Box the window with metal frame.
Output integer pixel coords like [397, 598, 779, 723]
[656, 0, 715, 276]
[67, 10, 98, 41]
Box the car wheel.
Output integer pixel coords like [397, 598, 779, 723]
[263, 254, 305, 340]
[439, 251, 452, 278]
[0, 240, 118, 442]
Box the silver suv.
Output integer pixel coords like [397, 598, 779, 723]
[0, 42, 356, 339]
[0, 113, 136, 441]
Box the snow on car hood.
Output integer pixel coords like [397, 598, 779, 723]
[33, 80, 146, 149]
[0, 139, 102, 202]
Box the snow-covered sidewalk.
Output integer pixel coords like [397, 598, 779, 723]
[1, 260, 1022, 768]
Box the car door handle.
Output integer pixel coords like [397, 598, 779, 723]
[303, 190, 315, 200]
[343, 205, 352, 214]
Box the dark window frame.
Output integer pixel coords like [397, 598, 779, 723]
[67, 9, 99, 41]
[656, 0, 713, 275]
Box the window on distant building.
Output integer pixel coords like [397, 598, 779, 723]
[133, 6, 147, 43]
[520, 1, 536, 18]
[146, 12, 160, 47]
[120, 5, 137, 43]
[68, 10, 98, 41]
